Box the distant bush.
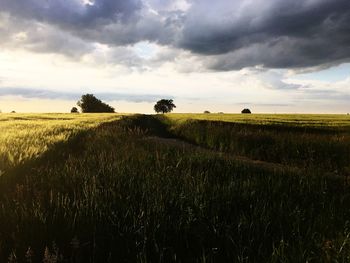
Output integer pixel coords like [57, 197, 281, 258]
[204, 110, 211, 114]
[77, 94, 115, 113]
[241, 108, 251, 114]
[70, 107, 79, 113]
[11, 111, 16, 113]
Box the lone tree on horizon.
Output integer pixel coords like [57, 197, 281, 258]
[154, 99, 176, 114]
[77, 94, 115, 113]
[241, 108, 252, 114]
[71, 107, 79, 113]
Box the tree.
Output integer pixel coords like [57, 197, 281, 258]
[71, 107, 79, 113]
[241, 108, 251, 114]
[204, 110, 211, 114]
[77, 94, 115, 113]
[154, 99, 176, 114]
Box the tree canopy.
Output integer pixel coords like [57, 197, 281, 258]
[154, 99, 176, 114]
[77, 94, 115, 113]
[71, 107, 79, 113]
[241, 108, 252, 114]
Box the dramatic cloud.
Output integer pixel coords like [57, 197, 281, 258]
[1, 0, 350, 71]
[0, 0, 142, 27]
[181, 0, 350, 69]
[0, 0, 182, 51]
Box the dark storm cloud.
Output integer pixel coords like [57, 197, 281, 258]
[181, 0, 350, 53]
[0, 0, 142, 28]
[181, 0, 350, 69]
[1, 0, 350, 70]
[0, 1, 182, 55]
[0, 87, 173, 103]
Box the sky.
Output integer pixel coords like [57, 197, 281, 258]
[0, 0, 349, 113]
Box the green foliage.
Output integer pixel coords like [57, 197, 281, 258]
[77, 94, 115, 113]
[70, 107, 78, 113]
[241, 108, 251, 114]
[0, 114, 350, 261]
[154, 99, 176, 114]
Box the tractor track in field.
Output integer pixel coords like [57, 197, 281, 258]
[143, 136, 350, 182]
[143, 136, 303, 175]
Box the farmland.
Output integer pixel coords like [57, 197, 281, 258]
[0, 113, 350, 262]
[167, 113, 350, 128]
[0, 113, 123, 172]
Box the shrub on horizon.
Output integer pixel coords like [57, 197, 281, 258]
[241, 108, 252, 114]
[71, 107, 79, 113]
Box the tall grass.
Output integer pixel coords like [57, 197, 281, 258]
[0, 115, 349, 261]
[167, 117, 350, 174]
[166, 113, 350, 128]
[0, 113, 122, 172]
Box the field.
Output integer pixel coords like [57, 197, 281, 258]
[0, 113, 123, 172]
[1, 113, 350, 262]
[167, 113, 350, 127]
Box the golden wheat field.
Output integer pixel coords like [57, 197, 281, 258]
[0, 113, 123, 172]
[1, 113, 349, 172]
[1, 113, 350, 261]
[166, 113, 350, 127]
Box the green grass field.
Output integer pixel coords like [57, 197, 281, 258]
[1, 113, 350, 262]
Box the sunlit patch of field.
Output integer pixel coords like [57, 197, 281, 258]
[166, 113, 350, 128]
[0, 113, 124, 171]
